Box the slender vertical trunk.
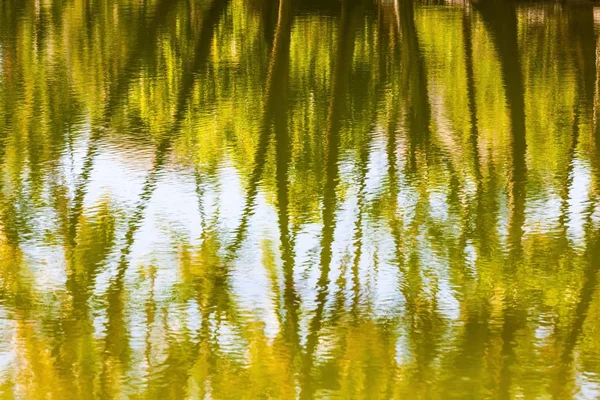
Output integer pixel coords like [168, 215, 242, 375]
[100, 2, 231, 394]
[301, 2, 364, 398]
[473, 1, 527, 397]
[68, 0, 183, 248]
[398, 0, 431, 171]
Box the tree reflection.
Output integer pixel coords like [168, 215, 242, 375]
[0, 0, 599, 398]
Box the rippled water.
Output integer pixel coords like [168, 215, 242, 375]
[1, 0, 600, 398]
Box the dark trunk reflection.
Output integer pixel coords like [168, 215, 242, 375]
[0, 0, 599, 398]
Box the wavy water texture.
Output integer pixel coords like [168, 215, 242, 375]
[0, 0, 599, 398]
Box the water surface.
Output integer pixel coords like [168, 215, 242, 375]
[1, 0, 600, 398]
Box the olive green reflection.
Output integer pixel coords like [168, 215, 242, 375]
[0, 0, 599, 398]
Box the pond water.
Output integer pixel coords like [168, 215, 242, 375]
[1, 0, 600, 398]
